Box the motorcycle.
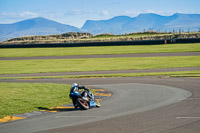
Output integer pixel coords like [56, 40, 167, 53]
[69, 89, 101, 110]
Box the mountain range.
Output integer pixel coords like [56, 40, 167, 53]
[82, 13, 200, 34]
[0, 17, 80, 41]
[1, 13, 200, 41]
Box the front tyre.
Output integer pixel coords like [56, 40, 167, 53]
[77, 98, 90, 110]
[95, 100, 101, 107]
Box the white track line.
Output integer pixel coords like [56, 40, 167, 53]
[176, 117, 200, 119]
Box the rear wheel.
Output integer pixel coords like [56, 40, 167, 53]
[77, 98, 90, 110]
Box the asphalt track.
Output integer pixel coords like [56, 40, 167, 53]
[0, 77, 200, 133]
[0, 52, 200, 133]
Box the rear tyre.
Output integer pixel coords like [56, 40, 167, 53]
[77, 98, 90, 110]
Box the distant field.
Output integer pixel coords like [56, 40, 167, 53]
[0, 82, 71, 118]
[0, 43, 200, 57]
[0, 56, 199, 74]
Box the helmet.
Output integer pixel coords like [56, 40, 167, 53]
[72, 83, 78, 88]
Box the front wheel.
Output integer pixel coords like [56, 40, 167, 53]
[95, 99, 101, 107]
[77, 98, 90, 110]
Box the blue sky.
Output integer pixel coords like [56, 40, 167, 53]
[0, 0, 199, 28]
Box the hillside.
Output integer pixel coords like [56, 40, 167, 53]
[0, 17, 80, 42]
[1, 32, 93, 44]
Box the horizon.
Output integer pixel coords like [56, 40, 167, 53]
[0, 0, 200, 28]
[2, 12, 200, 28]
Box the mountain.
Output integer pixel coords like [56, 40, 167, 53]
[81, 13, 200, 34]
[1, 13, 200, 42]
[0, 17, 80, 41]
[82, 16, 133, 34]
[164, 13, 200, 30]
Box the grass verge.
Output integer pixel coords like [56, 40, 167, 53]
[0, 82, 71, 119]
[0, 56, 199, 74]
[0, 43, 200, 57]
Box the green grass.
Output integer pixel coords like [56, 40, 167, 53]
[0, 56, 199, 74]
[0, 43, 200, 57]
[1, 71, 199, 80]
[0, 82, 71, 118]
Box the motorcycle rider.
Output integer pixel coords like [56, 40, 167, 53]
[70, 83, 92, 108]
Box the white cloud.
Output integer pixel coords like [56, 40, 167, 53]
[100, 10, 109, 16]
[143, 10, 156, 14]
[119, 10, 179, 17]
[1, 11, 38, 18]
[123, 11, 138, 17]
[65, 10, 83, 16]
[123, 10, 156, 17]
[19, 11, 38, 18]
[1, 12, 17, 17]
[0, 11, 39, 23]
